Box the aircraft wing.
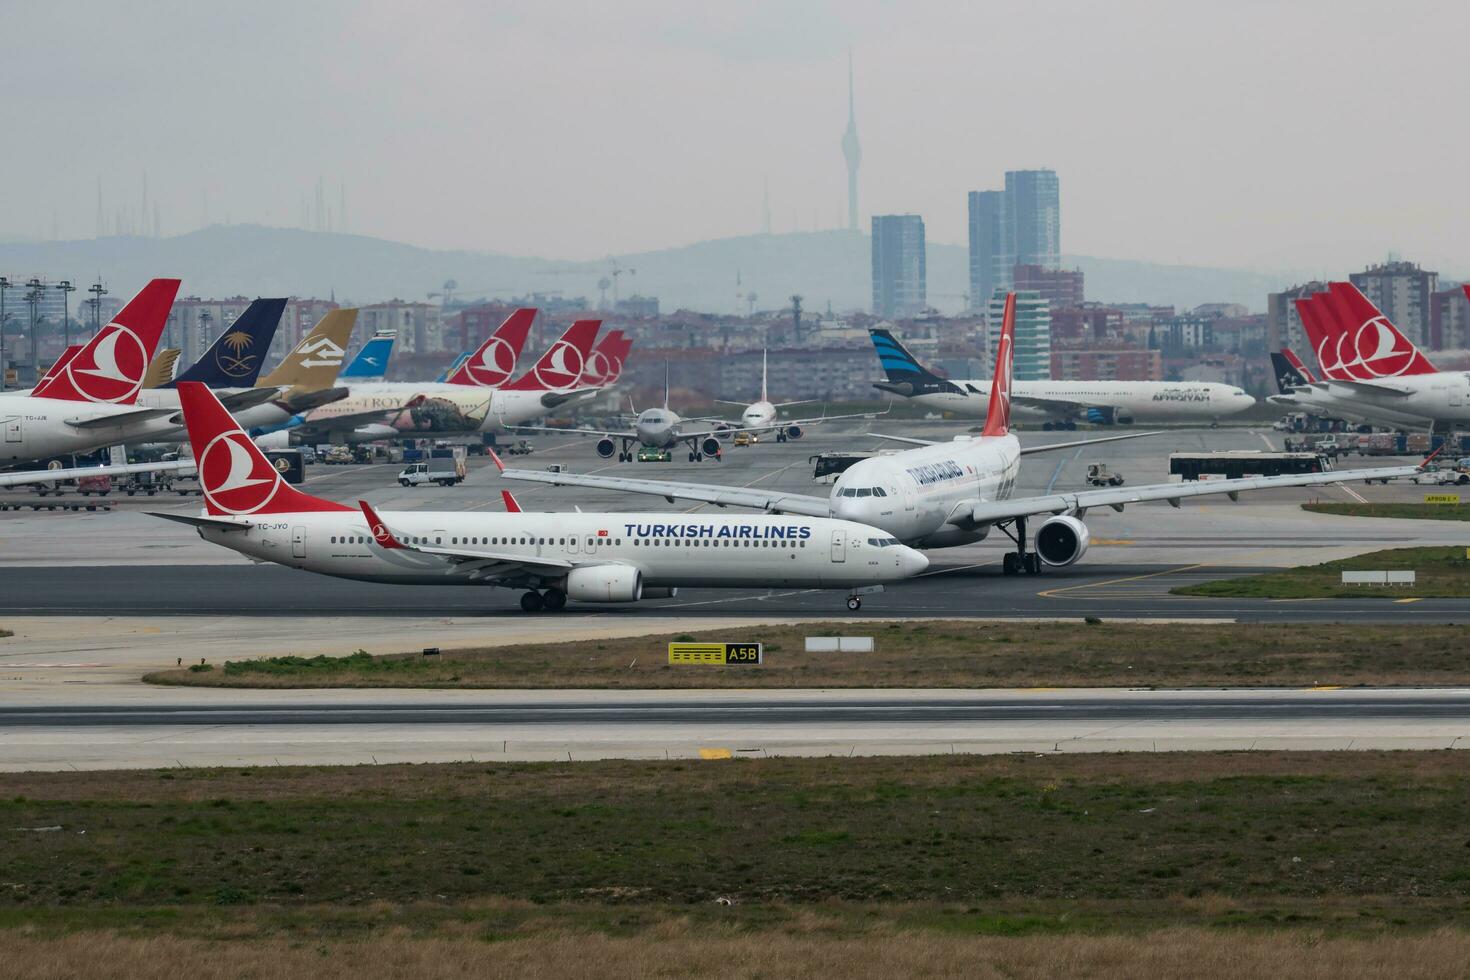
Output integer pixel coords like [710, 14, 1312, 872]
[754, 404, 893, 431]
[870, 433, 936, 447]
[510, 424, 640, 439]
[216, 387, 284, 413]
[1321, 379, 1416, 397]
[496, 466, 832, 518]
[869, 430, 1161, 455]
[148, 511, 249, 532]
[64, 407, 177, 429]
[960, 463, 1422, 525]
[0, 459, 196, 489]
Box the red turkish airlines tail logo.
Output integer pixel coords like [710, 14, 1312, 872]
[32, 278, 179, 404]
[503, 320, 601, 391]
[1307, 284, 1436, 380]
[981, 292, 1015, 437]
[449, 308, 536, 388]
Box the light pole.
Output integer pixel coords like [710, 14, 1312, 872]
[55, 280, 75, 347]
[25, 277, 43, 386]
[0, 276, 10, 391]
[88, 279, 107, 332]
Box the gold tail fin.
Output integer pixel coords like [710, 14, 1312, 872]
[256, 308, 359, 390]
[142, 349, 180, 389]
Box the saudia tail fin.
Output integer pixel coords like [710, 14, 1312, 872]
[446, 308, 537, 387]
[1281, 347, 1315, 384]
[257, 308, 359, 390]
[143, 349, 180, 388]
[1316, 282, 1438, 377]
[340, 334, 394, 381]
[36, 345, 84, 388]
[32, 278, 181, 404]
[501, 319, 601, 392]
[166, 297, 287, 387]
[176, 381, 351, 516]
[980, 292, 1015, 438]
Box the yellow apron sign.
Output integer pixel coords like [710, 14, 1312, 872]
[1424, 493, 1461, 505]
[668, 642, 763, 666]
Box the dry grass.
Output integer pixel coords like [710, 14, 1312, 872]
[7, 928, 1470, 979]
[145, 620, 1470, 689]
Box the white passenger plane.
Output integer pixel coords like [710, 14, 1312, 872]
[711, 349, 879, 443]
[150, 382, 927, 612]
[501, 293, 1425, 575]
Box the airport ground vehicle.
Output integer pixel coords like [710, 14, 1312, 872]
[734, 431, 756, 447]
[637, 447, 672, 462]
[1086, 463, 1124, 487]
[398, 457, 465, 487]
[1169, 451, 1329, 481]
[1410, 465, 1470, 486]
[153, 383, 926, 613]
[503, 440, 534, 456]
[77, 474, 112, 496]
[323, 446, 354, 465]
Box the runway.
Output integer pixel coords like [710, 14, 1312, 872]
[1, 561, 1467, 622]
[5, 688, 1470, 771]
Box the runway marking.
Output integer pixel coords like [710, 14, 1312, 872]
[1036, 564, 1208, 599]
[1308, 685, 1344, 690]
[698, 747, 733, 760]
[1092, 539, 1134, 546]
[1258, 432, 1275, 451]
[1336, 483, 1369, 504]
[1396, 598, 1423, 604]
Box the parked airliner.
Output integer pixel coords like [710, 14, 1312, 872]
[152, 382, 926, 612]
[503, 293, 1423, 575]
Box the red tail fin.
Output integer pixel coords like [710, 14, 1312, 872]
[981, 292, 1015, 438]
[359, 500, 404, 548]
[1316, 282, 1437, 379]
[604, 334, 633, 384]
[32, 278, 180, 404]
[580, 330, 626, 386]
[446, 308, 536, 387]
[501, 320, 601, 392]
[177, 381, 351, 516]
[1281, 347, 1316, 384]
[35, 345, 85, 389]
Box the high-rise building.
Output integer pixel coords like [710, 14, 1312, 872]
[1005, 170, 1061, 270]
[968, 169, 1060, 303]
[989, 289, 1051, 380]
[1349, 260, 1438, 348]
[871, 215, 926, 318]
[967, 191, 1008, 312]
[1013, 264, 1084, 310]
[1430, 285, 1470, 350]
[1265, 282, 1327, 355]
[841, 51, 861, 232]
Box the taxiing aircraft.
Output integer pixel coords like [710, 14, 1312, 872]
[870, 328, 1254, 428]
[709, 349, 880, 443]
[502, 293, 1425, 574]
[152, 382, 927, 612]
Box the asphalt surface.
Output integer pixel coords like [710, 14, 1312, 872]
[7, 691, 1470, 728]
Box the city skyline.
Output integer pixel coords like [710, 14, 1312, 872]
[2, 2, 1468, 275]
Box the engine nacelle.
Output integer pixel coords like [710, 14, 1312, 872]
[641, 587, 679, 599]
[785, 425, 804, 440]
[596, 437, 617, 458]
[701, 437, 722, 456]
[565, 565, 643, 603]
[1115, 412, 1135, 426]
[252, 430, 292, 450]
[1035, 515, 1090, 567]
[346, 424, 398, 445]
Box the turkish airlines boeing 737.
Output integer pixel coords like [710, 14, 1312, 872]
[502, 293, 1425, 575]
[151, 382, 927, 612]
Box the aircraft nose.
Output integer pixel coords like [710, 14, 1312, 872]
[897, 545, 928, 576]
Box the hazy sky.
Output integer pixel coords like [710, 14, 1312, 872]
[4, 0, 1466, 272]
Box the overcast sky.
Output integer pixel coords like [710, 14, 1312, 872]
[3, 0, 1466, 273]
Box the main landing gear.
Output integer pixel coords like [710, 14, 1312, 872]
[687, 450, 705, 462]
[999, 516, 1043, 576]
[519, 588, 567, 613]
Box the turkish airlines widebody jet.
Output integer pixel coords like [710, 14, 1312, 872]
[1267, 282, 1470, 431]
[870, 329, 1254, 428]
[0, 278, 187, 466]
[152, 382, 926, 612]
[502, 294, 1424, 574]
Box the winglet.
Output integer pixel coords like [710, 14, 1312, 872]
[981, 292, 1015, 437]
[501, 489, 522, 513]
[488, 447, 506, 473]
[1419, 442, 1448, 470]
[358, 499, 404, 549]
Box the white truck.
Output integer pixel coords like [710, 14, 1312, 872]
[397, 458, 465, 488]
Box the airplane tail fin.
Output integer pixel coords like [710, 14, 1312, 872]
[761, 348, 768, 403]
[501, 319, 601, 392]
[1294, 296, 1343, 380]
[1270, 352, 1308, 393]
[143, 349, 181, 388]
[1281, 347, 1316, 384]
[501, 489, 523, 513]
[339, 334, 395, 381]
[604, 333, 633, 384]
[166, 297, 286, 388]
[436, 353, 470, 384]
[176, 381, 351, 516]
[1316, 282, 1438, 377]
[33, 278, 180, 404]
[446, 308, 537, 387]
[36, 345, 84, 389]
[980, 292, 1015, 438]
[868, 328, 941, 386]
[581, 330, 626, 386]
[257, 308, 359, 390]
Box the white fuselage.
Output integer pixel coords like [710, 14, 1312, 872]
[196, 511, 926, 591]
[1270, 373, 1470, 431]
[741, 401, 777, 429]
[633, 408, 685, 448]
[828, 434, 1023, 547]
[299, 383, 560, 436]
[909, 381, 1254, 423]
[0, 397, 174, 465]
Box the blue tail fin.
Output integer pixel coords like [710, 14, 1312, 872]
[868, 328, 963, 397]
[165, 297, 286, 388]
[340, 335, 395, 381]
[436, 351, 471, 384]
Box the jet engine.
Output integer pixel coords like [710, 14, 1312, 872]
[596, 437, 617, 458]
[345, 424, 398, 445]
[566, 565, 643, 603]
[785, 425, 804, 440]
[1035, 515, 1090, 567]
[701, 437, 722, 456]
[252, 431, 292, 450]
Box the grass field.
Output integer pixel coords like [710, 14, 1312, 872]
[6, 753, 1470, 975]
[145, 620, 1470, 689]
[1304, 502, 1470, 521]
[1173, 546, 1470, 600]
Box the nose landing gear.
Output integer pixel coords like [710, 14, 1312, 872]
[846, 595, 862, 611]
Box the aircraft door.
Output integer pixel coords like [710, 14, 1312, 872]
[903, 487, 916, 512]
[830, 529, 846, 563]
[291, 526, 306, 558]
[3, 418, 19, 443]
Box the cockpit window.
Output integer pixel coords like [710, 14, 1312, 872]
[874, 487, 887, 497]
[856, 488, 871, 497]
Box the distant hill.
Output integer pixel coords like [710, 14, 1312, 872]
[0, 224, 1304, 314]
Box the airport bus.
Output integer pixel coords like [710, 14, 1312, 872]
[1168, 450, 1330, 481]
